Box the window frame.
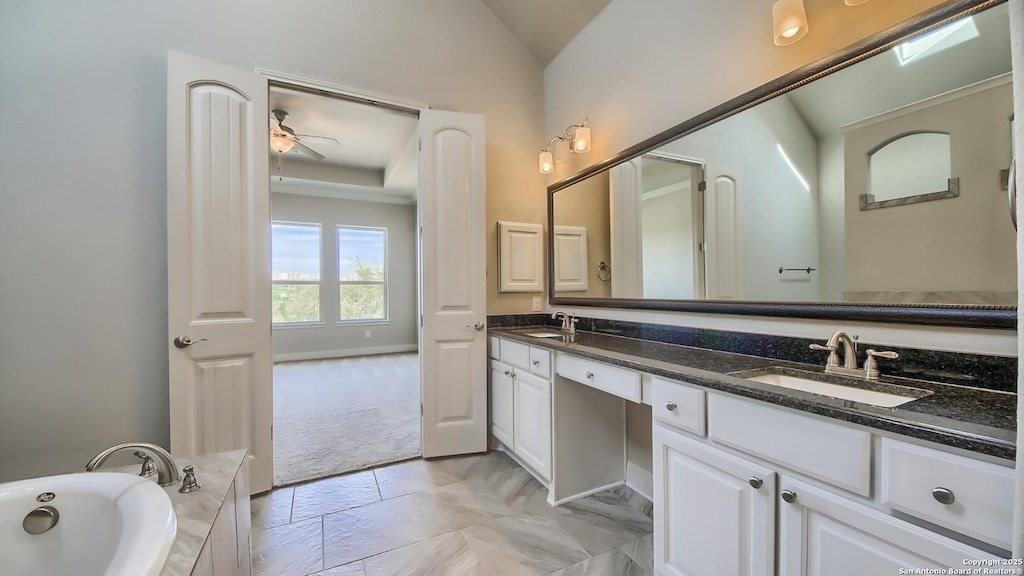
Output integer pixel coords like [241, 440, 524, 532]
[271, 220, 324, 328]
[336, 225, 389, 325]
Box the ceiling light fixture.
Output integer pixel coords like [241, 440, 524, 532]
[773, 0, 809, 46]
[270, 134, 295, 154]
[845, 0, 871, 5]
[539, 118, 591, 174]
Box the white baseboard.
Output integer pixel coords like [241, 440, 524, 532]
[626, 460, 654, 501]
[551, 480, 626, 507]
[273, 344, 418, 363]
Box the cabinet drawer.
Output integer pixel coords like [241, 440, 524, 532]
[880, 438, 1013, 550]
[708, 394, 872, 496]
[529, 347, 551, 377]
[556, 353, 641, 402]
[652, 377, 705, 436]
[500, 339, 531, 371]
[488, 336, 500, 360]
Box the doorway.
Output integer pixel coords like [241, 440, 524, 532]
[268, 84, 422, 486]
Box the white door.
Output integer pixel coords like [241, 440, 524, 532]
[654, 423, 775, 576]
[512, 370, 552, 481]
[779, 477, 996, 575]
[418, 109, 487, 458]
[704, 165, 741, 300]
[489, 361, 514, 448]
[166, 51, 273, 494]
[609, 158, 644, 297]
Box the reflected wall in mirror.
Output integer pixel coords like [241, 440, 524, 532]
[550, 2, 1015, 311]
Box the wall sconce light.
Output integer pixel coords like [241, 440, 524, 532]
[773, 0, 809, 46]
[539, 118, 591, 174]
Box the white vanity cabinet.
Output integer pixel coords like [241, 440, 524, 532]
[488, 337, 553, 483]
[779, 477, 993, 576]
[652, 384, 1005, 575]
[654, 423, 775, 576]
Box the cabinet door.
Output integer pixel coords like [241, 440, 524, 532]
[779, 477, 998, 576]
[489, 361, 514, 447]
[654, 423, 775, 576]
[513, 370, 552, 481]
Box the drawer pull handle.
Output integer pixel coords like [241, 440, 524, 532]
[585, 371, 595, 379]
[748, 477, 763, 489]
[781, 490, 797, 503]
[665, 402, 677, 412]
[932, 487, 955, 505]
[532, 360, 540, 366]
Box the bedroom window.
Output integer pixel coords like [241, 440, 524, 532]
[338, 226, 387, 322]
[271, 222, 322, 324]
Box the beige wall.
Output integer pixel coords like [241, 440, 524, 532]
[0, 0, 544, 482]
[552, 173, 613, 298]
[844, 80, 1016, 297]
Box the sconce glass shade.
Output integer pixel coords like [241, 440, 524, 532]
[572, 126, 592, 153]
[845, 0, 870, 5]
[271, 135, 295, 154]
[773, 0, 809, 46]
[539, 150, 554, 174]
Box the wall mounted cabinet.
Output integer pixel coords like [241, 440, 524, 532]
[498, 221, 544, 293]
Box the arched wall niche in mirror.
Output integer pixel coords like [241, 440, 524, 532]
[547, 0, 1016, 329]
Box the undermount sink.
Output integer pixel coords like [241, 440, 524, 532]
[739, 367, 932, 408]
[514, 330, 567, 338]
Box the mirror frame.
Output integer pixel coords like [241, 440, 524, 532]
[547, 0, 1014, 329]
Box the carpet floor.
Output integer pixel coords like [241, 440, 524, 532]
[272, 353, 420, 487]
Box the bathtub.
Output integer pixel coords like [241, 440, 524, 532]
[0, 471, 177, 576]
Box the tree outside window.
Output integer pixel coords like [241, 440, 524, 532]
[338, 226, 387, 322]
[271, 222, 322, 324]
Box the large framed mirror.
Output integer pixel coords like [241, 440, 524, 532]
[548, 0, 1016, 329]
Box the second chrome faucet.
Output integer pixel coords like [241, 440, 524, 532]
[810, 330, 898, 381]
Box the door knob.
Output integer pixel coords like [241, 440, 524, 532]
[465, 322, 485, 331]
[173, 336, 207, 349]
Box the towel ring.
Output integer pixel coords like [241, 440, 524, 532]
[597, 261, 611, 283]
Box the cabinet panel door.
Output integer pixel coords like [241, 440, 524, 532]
[211, 482, 240, 576]
[779, 477, 997, 576]
[489, 361, 514, 447]
[654, 423, 775, 576]
[513, 370, 552, 481]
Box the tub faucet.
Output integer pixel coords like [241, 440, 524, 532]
[86, 442, 181, 487]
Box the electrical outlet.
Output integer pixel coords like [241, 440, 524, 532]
[532, 296, 542, 312]
[365, 330, 371, 338]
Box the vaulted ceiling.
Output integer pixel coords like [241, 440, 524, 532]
[480, 0, 612, 65]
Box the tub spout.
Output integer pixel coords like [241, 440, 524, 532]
[86, 442, 181, 487]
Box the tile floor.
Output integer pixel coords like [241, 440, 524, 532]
[251, 450, 654, 576]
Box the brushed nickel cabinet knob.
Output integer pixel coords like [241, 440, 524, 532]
[781, 490, 797, 503]
[749, 477, 763, 489]
[932, 487, 955, 505]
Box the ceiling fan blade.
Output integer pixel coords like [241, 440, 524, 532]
[294, 133, 340, 145]
[291, 139, 326, 161]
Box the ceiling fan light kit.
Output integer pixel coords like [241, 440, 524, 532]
[269, 108, 337, 160]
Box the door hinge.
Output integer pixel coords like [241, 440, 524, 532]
[700, 242, 708, 252]
[420, 403, 423, 416]
[418, 138, 422, 152]
[698, 180, 707, 192]
[420, 314, 423, 327]
[419, 225, 423, 237]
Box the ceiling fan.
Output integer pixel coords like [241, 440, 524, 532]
[269, 109, 339, 161]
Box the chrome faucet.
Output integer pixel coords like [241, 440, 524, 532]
[86, 442, 181, 487]
[810, 331, 898, 380]
[551, 311, 578, 335]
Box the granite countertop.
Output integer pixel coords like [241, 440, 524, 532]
[490, 327, 1017, 460]
[112, 449, 247, 576]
